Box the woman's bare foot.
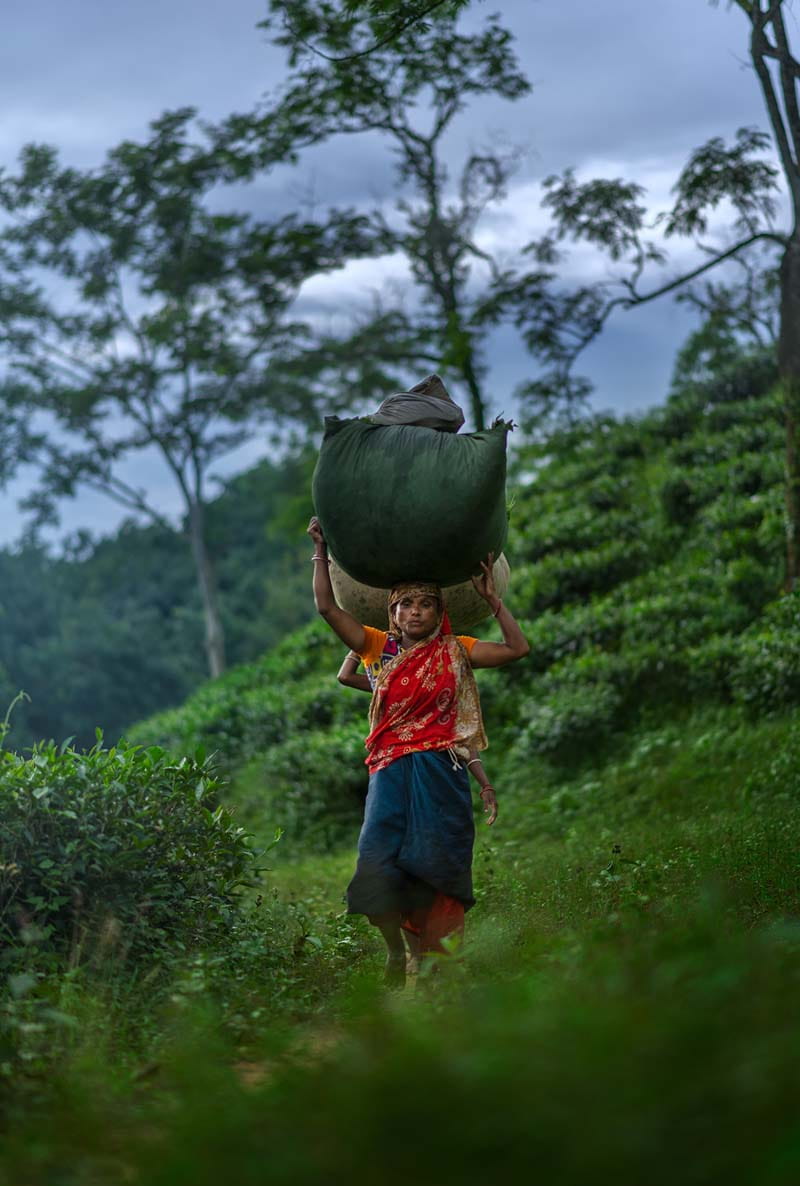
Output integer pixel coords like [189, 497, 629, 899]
[404, 929, 421, 976]
[383, 952, 406, 989]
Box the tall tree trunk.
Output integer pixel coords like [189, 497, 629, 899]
[778, 239, 800, 590]
[442, 309, 487, 429]
[187, 499, 227, 678]
[460, 351, 486, 432]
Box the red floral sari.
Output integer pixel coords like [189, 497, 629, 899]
[364, 627, 487, 774]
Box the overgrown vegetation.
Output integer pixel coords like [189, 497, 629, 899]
[3, 705, 800, 1183]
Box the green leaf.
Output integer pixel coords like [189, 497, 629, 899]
[7, 973, 36, 1000]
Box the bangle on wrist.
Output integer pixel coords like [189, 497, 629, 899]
[311, 553, 329, 563]
[492, 600, 503, 618]
[479, 785, 495, 796]
[466, 757, 483, 769]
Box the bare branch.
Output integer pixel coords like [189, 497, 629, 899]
[609, 231, 785, 315]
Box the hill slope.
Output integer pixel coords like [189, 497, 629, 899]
[131, 349, 799, 850]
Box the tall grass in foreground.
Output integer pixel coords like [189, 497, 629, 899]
[2, 707, 800, 1184]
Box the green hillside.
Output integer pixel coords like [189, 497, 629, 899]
[131, 349, 797, 851]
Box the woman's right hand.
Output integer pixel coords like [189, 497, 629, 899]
[307, 516, 326, 549]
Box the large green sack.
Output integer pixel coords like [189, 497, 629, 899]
[313, 417, 510, 588]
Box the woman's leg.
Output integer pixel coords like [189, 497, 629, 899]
[371, 911, 406, 987]
[403, 926, 422, 975]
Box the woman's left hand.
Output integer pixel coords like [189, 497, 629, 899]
[480, 786, 498, 826]
[471, 552, 498, 607]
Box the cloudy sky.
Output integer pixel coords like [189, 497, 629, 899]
[0, 0, 782, 545]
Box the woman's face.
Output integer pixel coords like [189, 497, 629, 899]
[393, 593, 440, 641]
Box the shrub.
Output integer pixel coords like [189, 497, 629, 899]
[130, 621, 361, 765]
[705, 389, 780, 433]
[0, 739, 258, 964]
[519, 505, 644, 563]
[516, 677, 624, 761]
[659, 469, 716, 525]
[523, 602, 624, 672]
[237, 722, 368, 851]
[658, 473, 695, 526]
[685, 635, 742, 701]
[684, 597, 800, 714]
[723, 555, 779, 615]
[729, 597, 800, 714]
[618, 587, 745, 648]
[515, 538, 652, 614]
[699, 491, 771, 537]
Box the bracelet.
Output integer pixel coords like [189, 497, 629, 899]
[492, 600, 503, 618]
[466, 757, 482, 769]
[479, 785, 495, 796]
[311, 554, 329, 563]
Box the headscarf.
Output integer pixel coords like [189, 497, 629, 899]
[387, 581, 452, 638]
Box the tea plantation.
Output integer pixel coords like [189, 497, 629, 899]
[3, 350, 800, 1184]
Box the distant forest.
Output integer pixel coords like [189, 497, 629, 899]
[0, 451, 315, 749]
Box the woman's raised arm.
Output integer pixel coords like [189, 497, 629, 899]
[467, 553, 530, 670]
[308, 517, 366, 653]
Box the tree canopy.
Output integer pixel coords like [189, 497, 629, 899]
[228, 2, 537, 428]
[0, 107, 378, 674]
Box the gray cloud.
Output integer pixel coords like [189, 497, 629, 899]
[0, 0, 782, 545]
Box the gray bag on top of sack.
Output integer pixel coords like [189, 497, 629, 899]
[368, 373, 465, 432]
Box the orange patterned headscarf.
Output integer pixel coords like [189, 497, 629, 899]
[387, 582, 447, 637]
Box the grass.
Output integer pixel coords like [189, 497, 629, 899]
[3, 704, 800, 1184]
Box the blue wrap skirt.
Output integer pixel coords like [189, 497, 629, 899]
[346, 749, 476, 918]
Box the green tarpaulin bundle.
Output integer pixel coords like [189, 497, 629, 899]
[312, 416, 510, 588]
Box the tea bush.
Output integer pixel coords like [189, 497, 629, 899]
[130, 620, 355, 762]
[519, 504, 643, 562]
[516, 677, 624, 760]
[236, 721, 368, 850]
[728, 595, 800, 713]
[0, 738, 258, 964]
[514, 537, 652, 613]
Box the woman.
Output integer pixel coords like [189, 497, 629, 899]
[308, 516, 529, 987]
[337, 651, 499, 827]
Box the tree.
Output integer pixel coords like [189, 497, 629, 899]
[285, 1, 800, 589]
[272, 1, 470, 63]
[229, 2, 531, 430]
[0, 108, 377, 676]
[0, 383, 40, 495]
[492, 0, 800, 585]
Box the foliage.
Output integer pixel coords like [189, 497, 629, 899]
[269, 0, 470, 63]
[0, 450, 316, 750]
[131, 622, 370, 848]
[241, 1, 533, 430]
[0, 737, 258, 963]
[726, 594, 800, 712]
[5, 708, 800, 1181]
[0, 108, 378, 676]
[241, 722, 368, 850]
